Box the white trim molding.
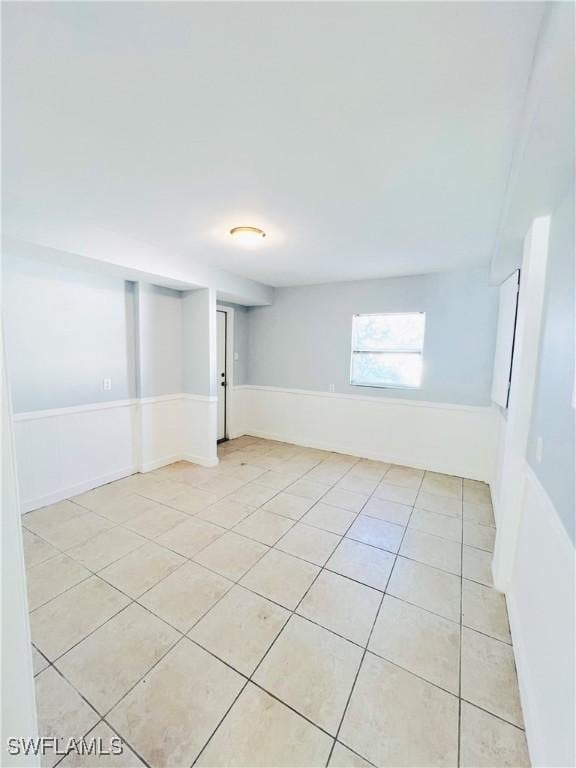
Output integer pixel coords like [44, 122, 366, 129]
[506, 465, 575, 768]
[13, 394, 219, 512]
[231, 385, 497, 481]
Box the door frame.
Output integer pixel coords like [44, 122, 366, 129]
[216, 304, 234, 442]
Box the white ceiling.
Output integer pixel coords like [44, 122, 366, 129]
[3, 2, 546, 288]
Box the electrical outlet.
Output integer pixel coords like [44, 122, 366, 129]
[234, 352, 239, 361]
[328, 383, 335, 393]
[536, 436, 543, 463]
[103, 378, 112, 391]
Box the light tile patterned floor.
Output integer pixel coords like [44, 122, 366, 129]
[22, 437, 530, 767]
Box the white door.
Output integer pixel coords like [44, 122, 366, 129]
[217, 310, 227, 441]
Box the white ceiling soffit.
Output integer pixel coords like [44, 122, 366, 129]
[3, 2, 547, 288]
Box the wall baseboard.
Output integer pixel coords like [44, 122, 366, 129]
[182, 453, 219, 468]
[20, 466, 138, 513]
[232, 385, 497, 481]
[506, 465, 575, 768]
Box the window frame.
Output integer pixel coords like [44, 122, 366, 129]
[349, 311, 426, 390]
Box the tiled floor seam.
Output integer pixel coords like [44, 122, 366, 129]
[191, 493, 368, 766]
[324, 473, 425, 767]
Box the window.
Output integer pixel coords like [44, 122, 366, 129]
[350, 312, 426, 389]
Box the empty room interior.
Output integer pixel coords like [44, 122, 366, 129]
[1, 2, 574, 768]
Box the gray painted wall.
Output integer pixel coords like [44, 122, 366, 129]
[3, 253, 135, 411]
[527, 187, 575, 541]
[183, 288, 215, 396]
[246, 268, 498, 406]
[137, 283, 184, 398]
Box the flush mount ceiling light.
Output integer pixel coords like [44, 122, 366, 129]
[229, 226, 266, 245]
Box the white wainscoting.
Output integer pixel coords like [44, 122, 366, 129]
[231, 385, 498, 481]
[13, 394, 218, 512]
[506, 466, 575, 768]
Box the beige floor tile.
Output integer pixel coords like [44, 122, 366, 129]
[373, 482, 418, 505]
[31, 576, 130, 660]
[197, 498, 255, 528]
[340, 653, 458, 767]
[189, 585, 289, 675]
[194, 531, 268, 581]
[400, 528, 462, 575]
[326, 538, 394, 591]
[59, 722, 146, 767]
[28, 508, 115, 551]
[87, 493, 160, 524]
[227, 463, 267, 483]
[335, 473, 379, 495]
[254, 615, 362, 734]
[383, 466, 424, 488]
[306, 465, 347, 484]
[369, 595, 460, 694]
[460, 701, 530, 767]
[463, 480, 492, 506]
[421, 472, 463, 499]
[275, 523, 341, 566]
[387, 557, 461, 622]
[107, 639, 244, 768]
[198, 475, 248, 499]
[23, 528, 61, 568]
[23, 500, 91, 536]
[154, 516, 224, 557]
[328, 743, 373, 767]
[462, 579, 511, 643]
[73, 484, 132, 511]
[322, 487, 369, 513]
[66, 527, 146, 572]
[170, 486, 221, 515]
[346, 515, 404, 553]
[35, 667, 99, 766]
[228, 482, 279, 507]
[32, 645, 50, 675]
[99, 542, 185, 598]
[233, 509, 295, 545]
[301, 502, 356, 535]
[196, 683, 333, 767]
[262, 492, 315, 520]
[463, 545, 494, 586]
[361, 497, 412, 526]
[56, 603, 179, 712]
[463, 501, 495, 526]
[240, 549, 320, 610]
[254, 470, 304, 491]
[122, 503, 188, 539]
[298, 570, 381, 646]
[244, 453, 289, 471]
[463, 521, 496, 552]
[461, 627, 523, 727]
[139, 561, 232, 632]
[409, 508, 462, 542]
[286, 478, 332, 501]
[27, 554, 91, 610]
[415, 491, 462, 518]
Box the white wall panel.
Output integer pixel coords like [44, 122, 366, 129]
[14, 395, 218, 512]
[507, 466, 575, 768]
[234, 385, 497, 481]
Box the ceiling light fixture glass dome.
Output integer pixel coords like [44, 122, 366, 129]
[229, 226, 266, 245]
